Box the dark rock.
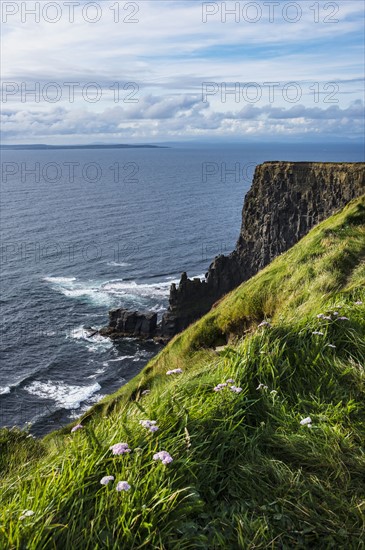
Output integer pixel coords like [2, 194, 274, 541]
[103, 309, 157, 339]
[161, 161, 365, 336]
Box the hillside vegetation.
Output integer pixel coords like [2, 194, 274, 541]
[1, 196, 365, 549]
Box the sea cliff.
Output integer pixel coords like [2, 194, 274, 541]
[160, 161, 365, 336]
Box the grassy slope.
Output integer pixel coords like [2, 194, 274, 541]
[1, 196, 365, 549]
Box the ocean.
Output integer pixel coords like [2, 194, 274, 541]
[1, 142, 364, 435]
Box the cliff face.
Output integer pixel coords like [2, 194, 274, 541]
[161, 161, 365, 336]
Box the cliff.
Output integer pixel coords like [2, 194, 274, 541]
[161, 161, 365, 336]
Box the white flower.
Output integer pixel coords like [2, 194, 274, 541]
[19, 510, 34, 520]
[256, 383, 268, 391]
[300, 416, 312, 426]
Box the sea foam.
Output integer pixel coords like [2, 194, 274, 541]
[24, 380, 101, 410]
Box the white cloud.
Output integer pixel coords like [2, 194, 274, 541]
[1, 0, 364, 142]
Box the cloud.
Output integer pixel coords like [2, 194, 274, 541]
[2, 96, 363, 142]
[1, 0, 364, 142]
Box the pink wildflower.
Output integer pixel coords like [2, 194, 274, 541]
[100, 476, 114, 485]
[71, 424, 83, 433]
[213, 383, 227, 391]
[153, 450, 173, 465]
[140, 420, 159, 433]
[109, 442, 131, 455]
[116, 481, 131, 492]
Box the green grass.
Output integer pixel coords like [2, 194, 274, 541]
[1, 196, 365, 549]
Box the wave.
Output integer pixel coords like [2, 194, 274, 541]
[109, 355, 136, 361]
[106, 261, 131, 267]
[100, 279, 175, 299]
[66, 325, 113, 352]
[87, 367, 107, 379]
[43, 276, 113, 306]
[43, 276, 77, 284]
[24, 380, 101, 410]
[43, 273, 206, 310]
[0, 386, 11, 395]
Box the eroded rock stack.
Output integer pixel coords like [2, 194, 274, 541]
[100, 309, 157, 339]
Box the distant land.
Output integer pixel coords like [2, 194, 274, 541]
[0, 144, 169, 150]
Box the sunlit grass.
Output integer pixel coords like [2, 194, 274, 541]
[0, 196, 364, 548]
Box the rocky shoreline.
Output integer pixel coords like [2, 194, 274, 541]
[100, 161, 365, 341]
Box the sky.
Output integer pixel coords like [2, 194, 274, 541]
[1, 0, 364, 144]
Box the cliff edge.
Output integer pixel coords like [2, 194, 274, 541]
[161, 161, 365, 336]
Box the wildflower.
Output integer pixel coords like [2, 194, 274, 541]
[327, 344, 336, 349]
[312, 331, 324, 336]
[337, 316, 349, 321]
[71, 424, 83, 433]
[166, 368, 183, 375]
[300, 416, 312, 426]
[109, 442, 131, 455]
[153, 450, 173, 465]
[354, 301, 363, 305]
[270, 390, 278, 396]
[100, 475, 114, 485]
[258, 321, 271, 328]
[116, 481, 131, 492]
[230, 385, 242, 393]
[226, 379, 235, 384]
[140, 420, 159, 433]
[333, 311, 339, 316]
[323, 316, 332, 320]
[317, 314, 325, 319]
[213, 383, 227, 391]
[256, 383, 268, 391]
[19, 510, 34, 520]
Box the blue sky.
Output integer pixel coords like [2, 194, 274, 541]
[1, 0, 364, 143]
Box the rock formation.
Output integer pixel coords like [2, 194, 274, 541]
[100, 309, 157, 339]
[160, 161, 365, 336]
[101, 161, 364, 340]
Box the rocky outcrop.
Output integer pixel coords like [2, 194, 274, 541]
[100, 309, 157, 339]
[161, 161, 365, 335]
